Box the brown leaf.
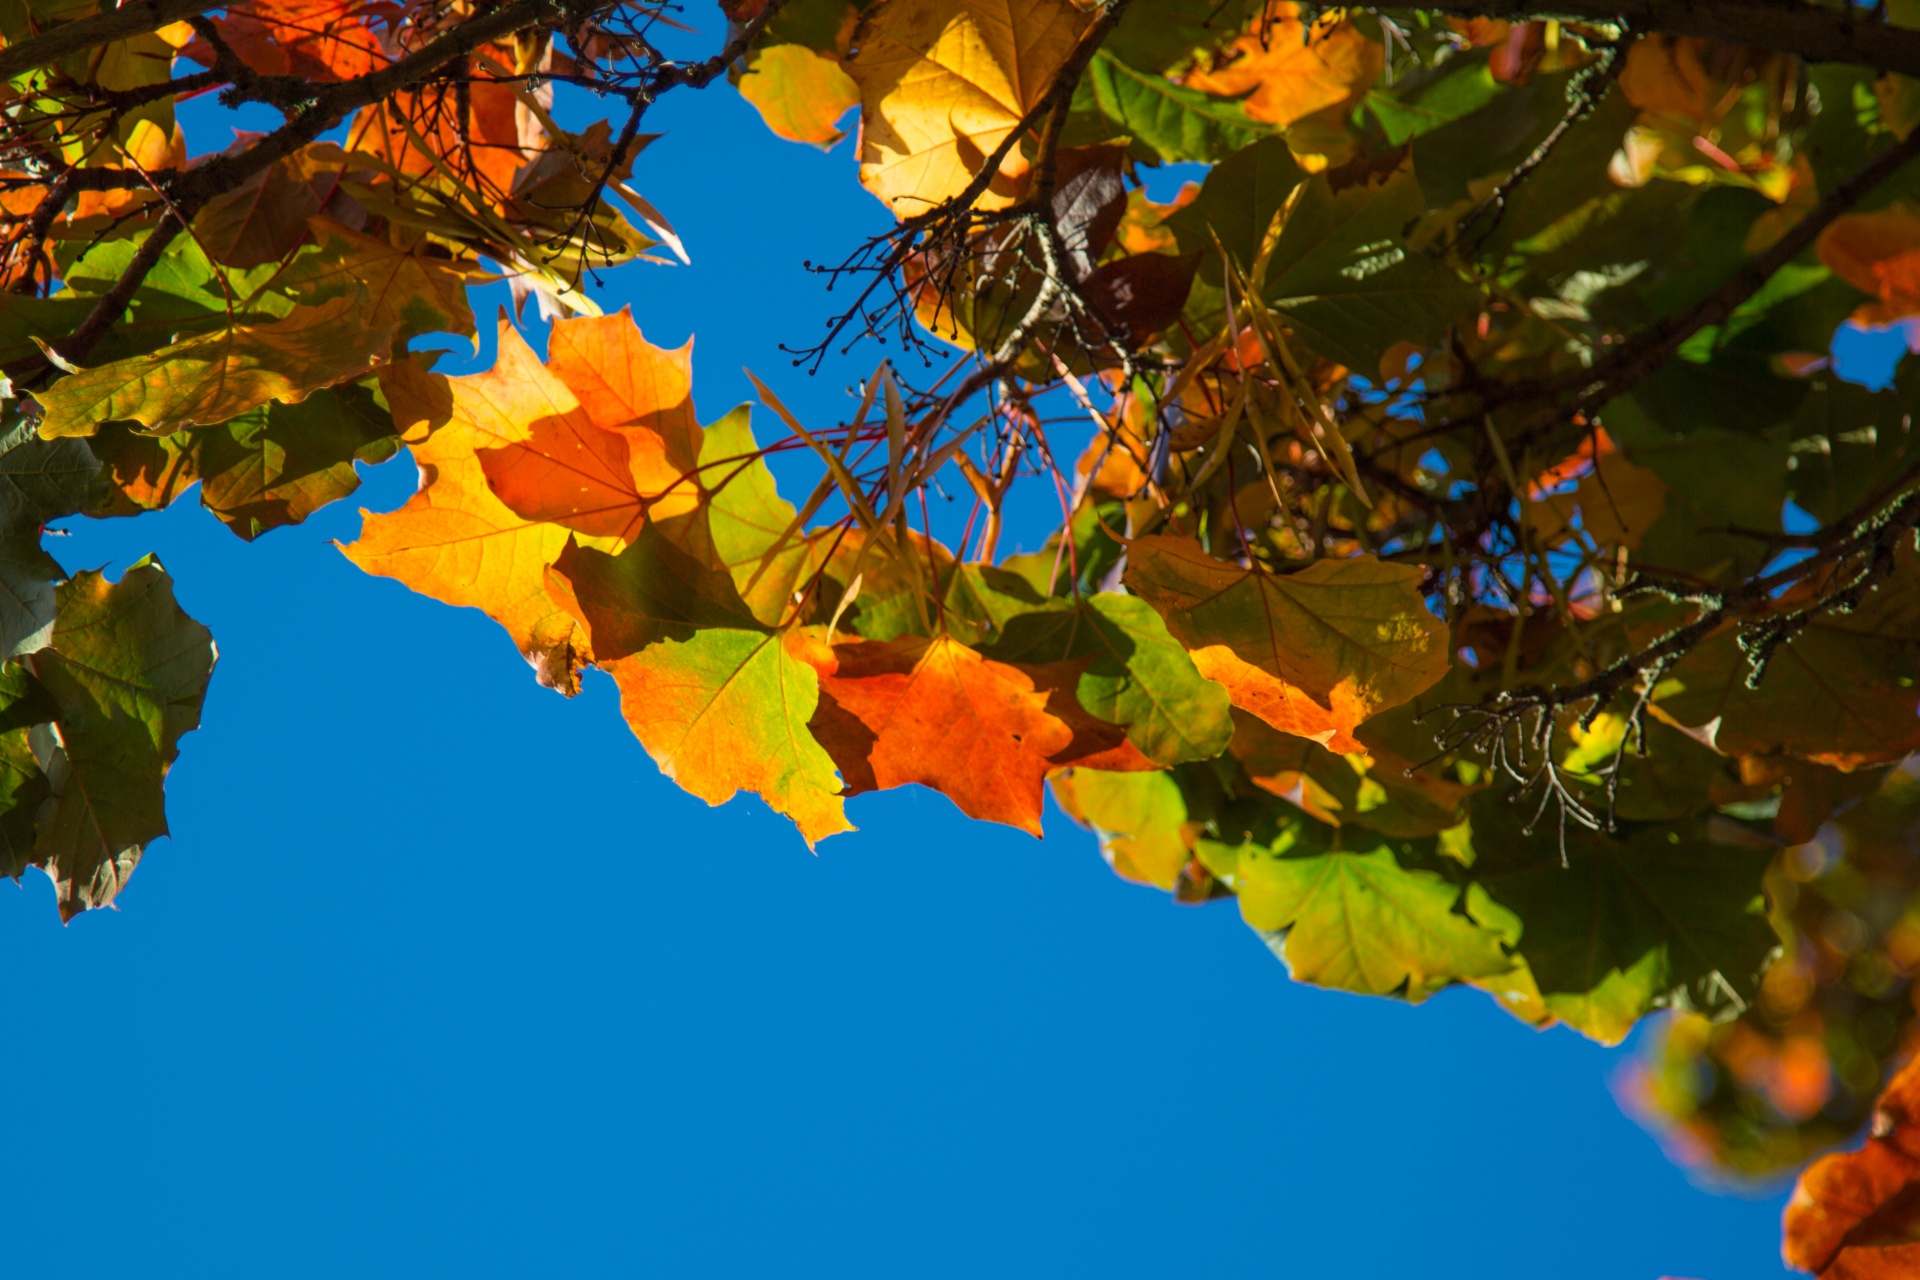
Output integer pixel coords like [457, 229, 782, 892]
[1081, 250, 1202, 345]
[1785, 1055, 1920, 1275]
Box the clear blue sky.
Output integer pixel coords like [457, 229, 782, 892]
[3, 55, 1871, 1280]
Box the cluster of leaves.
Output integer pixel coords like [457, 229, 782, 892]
[691, 0, 1920, 1047]
[0, 0, 730, 912]
[2, 0, 1919, 1188]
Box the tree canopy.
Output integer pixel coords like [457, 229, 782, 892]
[4, 0, 1920, 1255]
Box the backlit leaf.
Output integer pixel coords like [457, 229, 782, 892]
[281, 219, 479, 341]
[987, 591, 1233, 765]
[1080, 49, 1266, 164]
[1182, 3, 1382, 129]
[88, 383, 400, 541]
[813, 633, 1075, 834]
[33, 294, 394, 438]
[1784, 1054, 1920, 1277]
[1125, 535, 1448, 752]
[740, 44, 860, 148]
[341, 318, 595, 694]
[1051, 765, 1193, 889]
[555, 517, 868, 842]
[845, 0, 1089, 215]
[1198, 818, 1514, 1001]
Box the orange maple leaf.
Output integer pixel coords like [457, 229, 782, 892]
[1784, 1054, 1920, 1278]
[812, 635, 1077, 835]
[1820, 204, 1920, 325]
[342, 316, 603, 693]
[1183, 2, 1383, 129]
[545, 309, 704, 475]
[346, 44, 530, 196]
[239, 0, 388, 81]
[465, 311, 697, 543]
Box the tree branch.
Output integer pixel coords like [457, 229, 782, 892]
[1560, 121, 1920, 424]
[1409, 1, 1920, 78]
[0, 0, 213, 83]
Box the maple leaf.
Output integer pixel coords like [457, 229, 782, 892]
[1819, 203, 1920, 325]
[845, 0, 1090, 214]
[194, 0, 388, 81]
[71, 118, 184, 223]
[345, 47, 530, 196]
[1259, 148, 1479, 373]
[1051, 766, 1195, 891]
[0, 425, 100, 658]
[811, 633, 1076, 835]
[609, 627, 852, 845]
[192, 148, 332, 270]
[18, 559, 215, 921]
[340, 318, 599, 694]
[687, 404, 816, 623]
[1464, 797, 1777, 1045]
[1229, 710, 1470, 839]
[281, 218, 479, 341]
[985, 592, 1233, 766]
[1182, 2, 1383, 129]
[1199, 821, 1514, 1001]
[1124, 535, 1449, 754]
[545, 309, 703, 474]
[545, 529, 758, 660]
[88, 383, 400, 541]
[471, 313, 697, 543]
[0, 669, 49, 885]
[32, 295, 394, 439]
[740, 44, 860, 148]
[548, 534, 848, 843]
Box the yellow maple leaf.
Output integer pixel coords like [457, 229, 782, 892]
[341, 317, 607, 694]
[740, 44, 860, 149]
[845, 0, 1089, 216]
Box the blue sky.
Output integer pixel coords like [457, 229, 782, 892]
[0, 56, 1860, 1280]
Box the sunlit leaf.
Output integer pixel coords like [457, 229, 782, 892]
[845, 0, 1089, 215]
[1198, 817, 1514, 1001]
[813, 633, 1075, 834]
[33, 295, 393, 439]
[1125, 535, 1448, 753]
[740, 44, 860, 148]
[1182, 3, 1382, 128]
[340, 318, 595, 694]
